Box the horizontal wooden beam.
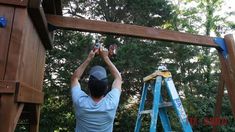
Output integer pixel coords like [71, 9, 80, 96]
[0, 80, 17, 94]
[16, 82, 44, 104]
[28, 0, 53, 49]
[46, 15, 220, 48]
[0, 0, 28, 7]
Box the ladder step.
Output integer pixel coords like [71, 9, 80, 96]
[159, 102, 173, 108]
[139, 102, 172, 115]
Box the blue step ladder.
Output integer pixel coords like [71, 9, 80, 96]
[134, 66, 193, 132]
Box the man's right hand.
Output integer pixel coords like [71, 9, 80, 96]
[100, 47, 109, 59]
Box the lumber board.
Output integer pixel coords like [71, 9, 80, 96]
[0, 0, 28, 7]
[218, 52, 235, 118]
[46, 15, 220, 48]
[35, 42, 46, 91]
[0, 80, 17, 93]
[4, 8, 26, 80]
[12, 104, 24, 130]
[19, 13, 39, 87]
[29, 105, 40, 131]
[212, 74, 224, 132]
[0, 5, 14, 79]
[28, 1, 53, 49]
[0, 7, 22, 132]
[224, 34, 235, 82]
[16, 82, 44, 104]
[0, 94, 19, 131]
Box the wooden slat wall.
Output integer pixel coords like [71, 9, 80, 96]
[19, 12, 42, 88]
[0, 5, 21, 132]
[35, 41, 46, 91]
[0, 4, 46, 131]
[0, 5, 14, 79]
[4, 8, 27, 81]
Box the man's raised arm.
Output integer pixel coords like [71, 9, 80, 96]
[100, 48, 122, 91]
[71, 50, 96, 88]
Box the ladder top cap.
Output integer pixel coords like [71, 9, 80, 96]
[143, 70, 171, 82]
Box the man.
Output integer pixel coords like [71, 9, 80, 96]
[71, 48, 122, 132]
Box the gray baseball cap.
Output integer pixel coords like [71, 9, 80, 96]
[89, 65, 107, 80]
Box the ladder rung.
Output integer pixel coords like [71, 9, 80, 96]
[159, 102, 173, 108]
[139, 102, 172, 115]
[140, 110, 152, 115]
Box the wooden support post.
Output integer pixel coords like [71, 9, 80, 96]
[29, 105, 41, 132]
[224, 34, 235, 83]
[28, 0, 53, 49]
[218, 53, 235, 118]
[212, 74, 225, 132]
[12, 104, 24, 130]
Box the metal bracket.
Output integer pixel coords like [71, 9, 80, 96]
[214, 37, 228, 59]
[0, 16, 7, 28]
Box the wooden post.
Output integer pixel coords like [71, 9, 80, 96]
[218, 53, 235, 118]
[212, 74, 225, 132]
[224, 34, 235, 83]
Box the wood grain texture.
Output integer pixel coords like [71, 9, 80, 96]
[0, 5, 46, 132]
[0, 5, 14, 80]
[16, 82, 44, 104]
[34, 42, 46, 91]
[0, 8, 26, 132]
[218, 52, 235, 119]
[19, 12, 39, 88]
[0, 80, 17, 93]
[224, 34, 235, 83]
[28, 5, 53, 49]
[4, 8, 27, 80]
[0, 0, 28, 7]
[212, 74, 225, 132]
[46, 15, 220, 48]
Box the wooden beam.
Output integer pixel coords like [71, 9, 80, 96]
[218, 52, 235, 118]
[46, 15, 220, 48]
[0, 80, 17, 94]
[16, 82, 44, 104]
[224, 34, 235, 82]
[0, 0, 28, 7]
[28, 0, 53, 49]
[12, 104, 24, 130]
[212, 74, 224, 132]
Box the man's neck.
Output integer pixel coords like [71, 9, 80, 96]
[92, 96, 104, 103]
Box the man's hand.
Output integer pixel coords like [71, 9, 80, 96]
[87, 50, 97, 60]
[100, 47, 109, 59]
[100, 47, 122, 91]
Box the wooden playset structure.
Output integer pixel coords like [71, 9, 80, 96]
[0, 0, 234, 131]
